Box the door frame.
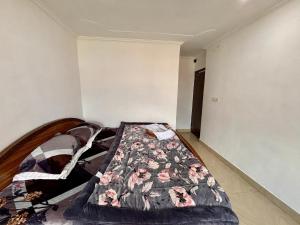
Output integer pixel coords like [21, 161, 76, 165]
[190, 68, 205, 138]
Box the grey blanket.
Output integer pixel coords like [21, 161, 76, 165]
[64, 122, 239, 225]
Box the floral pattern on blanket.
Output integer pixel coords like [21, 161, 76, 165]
[90, 125, 230, 211]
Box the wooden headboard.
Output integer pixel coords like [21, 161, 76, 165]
[0, 118, 84, 190]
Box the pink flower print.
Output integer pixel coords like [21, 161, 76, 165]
[157, 169, 170, 183]
[189, 164, 209, 184]
[207, 176, 215, 187]
[189, 169, 199, 184]
[173, 135, 179, 140]
[153, 149, 167, 160]
[131, 126, 140, 132]
[131, 142, 144, 151]
[148, 159, 159, 169]
[128, 173, 138, 190]
[166, 141, 179, 150]
[113, 148, 124, 161]
[201, 166, 209, 174]
[148, 143, 156, 149]
[99, 171, 114, 185]
[136, 168, 151, 181]
[169, 186, 196, 207]
[143, 138, 150, 143]
[98, 189, 121, 207]
[128, 168, 151, 190]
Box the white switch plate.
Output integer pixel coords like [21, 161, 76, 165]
[211, 97, 219, 102]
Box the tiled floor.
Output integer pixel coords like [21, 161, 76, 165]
[180, 132, 299, 225]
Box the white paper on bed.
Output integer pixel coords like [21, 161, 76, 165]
[153, 129, 176, 140]
[142, 124, 168, 132]
[142, 124, 175, 140]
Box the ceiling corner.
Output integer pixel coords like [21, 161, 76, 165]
[30, 0, 77, 37]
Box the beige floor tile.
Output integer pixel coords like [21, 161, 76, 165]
[230, 190, 299, 225]
[179, 132, 299, 225]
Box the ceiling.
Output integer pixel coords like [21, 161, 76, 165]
[33, 0, 285, 56]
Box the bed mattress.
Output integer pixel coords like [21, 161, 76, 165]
[64, 122, 239, 225]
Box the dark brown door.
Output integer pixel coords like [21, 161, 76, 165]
[191, 68, 205, 138]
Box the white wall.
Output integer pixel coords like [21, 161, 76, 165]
[0, 0, 82, 151]
[78, 38, 180, 128]
[195, 50, 206, 71]
[176, 50, 206, 130]
[202, 0, 300, 212]
[176, 57, 195, 129]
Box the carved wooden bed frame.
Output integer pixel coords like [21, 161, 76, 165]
[0, 118, 84, 190]
[0, 118, 204, 191]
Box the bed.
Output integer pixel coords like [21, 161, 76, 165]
[65, 122, 238, 225]
[0, 119, 238, 225]
[0, 118, 117, 225]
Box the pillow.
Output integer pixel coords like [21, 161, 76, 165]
[66, 122, 100, 148]
[13, 123, 101, 181]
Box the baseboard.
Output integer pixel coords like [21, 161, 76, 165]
[199, 140, 300, 223]
[176, 129, 191, 132]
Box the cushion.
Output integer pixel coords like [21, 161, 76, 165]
[66, 123, 101, 148]
[13, 123, 101, 181]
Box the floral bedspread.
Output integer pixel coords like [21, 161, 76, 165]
[89, 124, 231, 211]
